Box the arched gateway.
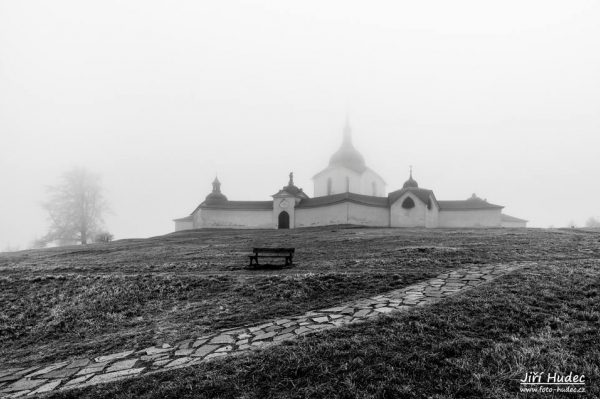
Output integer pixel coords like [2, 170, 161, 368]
[278, 211, 290, 229]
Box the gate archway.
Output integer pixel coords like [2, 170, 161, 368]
[278, 211, 290, 229]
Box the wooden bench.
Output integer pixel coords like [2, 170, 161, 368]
[248, 248, 295, 267]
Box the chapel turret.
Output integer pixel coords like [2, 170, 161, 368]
[402, 167, 419, 189]
[203, 176, 228, 205]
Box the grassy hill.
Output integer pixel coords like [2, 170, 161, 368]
[1, 226, 598, 398]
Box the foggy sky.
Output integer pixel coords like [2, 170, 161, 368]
[1, 1, 599, 251]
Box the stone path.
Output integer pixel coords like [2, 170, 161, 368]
[0, 262, 528, 398]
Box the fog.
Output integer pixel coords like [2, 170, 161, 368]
[1, 1, 599, 251]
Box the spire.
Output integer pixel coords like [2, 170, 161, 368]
[212, 176, 221, 192]
[204, 176, 228, 205]
[281, 172, 307, 197]
[343, 115, 352, 140]
[403, 166, 419, 189]
[328, 116, 366, 173]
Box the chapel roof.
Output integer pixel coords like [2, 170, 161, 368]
[402, 168, 419, 188]
[201, 201, 273, 210]
[501, 214, 528, 222]
[297, 192, 389, 209]
[203, 176, 228, 206]
[438, 194, 503, 210]
[388, 187, 435, 206]
[272, 172, 310, 199]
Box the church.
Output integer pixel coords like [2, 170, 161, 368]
[174, 119, 527, 231]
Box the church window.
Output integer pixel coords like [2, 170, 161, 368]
[402, 197, 415, 209]
[345, 177, 349, 192]
[327, 178, 332, 195]
[427, 198, 432, 210]
[372, 181, 377, 196]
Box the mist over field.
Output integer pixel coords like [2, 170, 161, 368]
[1, 1, 599, 250]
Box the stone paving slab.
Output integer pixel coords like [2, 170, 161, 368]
[106, 359, 138, 373]
[66, 359, 90, 369]
[192, 345, 219, 358]
[39, 368, 79, 379]
[30, 380, 62, 395]
[25, 362, 68, 379]
[94, 351, 135, 363]
[0, 379, 47, 393]
[75, 362, 109, 376]
[65, 375, 93, 386]
[84, 368, 145, 386]
[210, 335, 235, 344]
[0, 262, 530, 398]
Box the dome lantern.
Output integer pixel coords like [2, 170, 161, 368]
[402, 166, 419, 189]
[203, 176, 228, 205]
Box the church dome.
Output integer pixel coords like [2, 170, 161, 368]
[466, 193, 485, 202]
[402, 170, 419, 188]
[203, 177, 228, 205]
[328, 118, 366, 173]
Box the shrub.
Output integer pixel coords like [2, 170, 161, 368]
[94, 231, 114, 243]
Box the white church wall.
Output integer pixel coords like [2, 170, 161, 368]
[501, 220, 527, 228]
[438, 209, 502, 228]
[359, 169, 386, 197]
[425, 198, 439, 228]
[390, 192, 428, 227]
[313, 167, 362, 197]
[175, 219, 193, 231]
[295, 203, 349, 227]
[192, 210, 202, 229]
[347, 203, 389, 226]
[199, 208, 273, 229]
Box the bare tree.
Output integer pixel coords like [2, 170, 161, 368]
[40, 167, 109, 246]
[585, 217, 600, 228]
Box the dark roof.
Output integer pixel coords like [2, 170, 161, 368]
[200, 201, 273, 210]
[203, 177, 228, 205]
[388, 187, 434, 206]
[402, 173, 419, 189]
[273, 185, 310, 199]
[297, 192, 388, 209]
[204, 191, 228, 205]
[438, 200, 503, 210]
[501, 214, 528, 222]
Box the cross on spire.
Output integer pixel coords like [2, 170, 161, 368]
[343, 115, 352, 138]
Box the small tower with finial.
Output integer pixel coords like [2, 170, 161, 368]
[203, 175, 228, 205]
[271, 172, 309, 229]
[402, 166, 419, 189]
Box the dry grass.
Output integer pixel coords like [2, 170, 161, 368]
[50, 258, 600, 399]
[1, 226, 599, 397]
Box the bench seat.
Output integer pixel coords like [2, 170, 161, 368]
[248, 248, 295, 267]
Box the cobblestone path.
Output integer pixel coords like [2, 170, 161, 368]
[0, 262, 529, 398]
